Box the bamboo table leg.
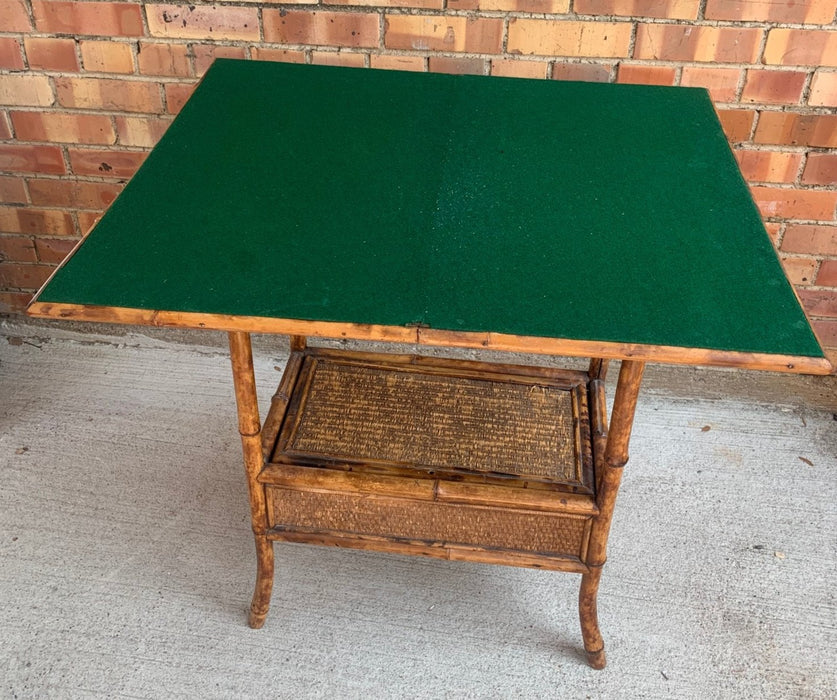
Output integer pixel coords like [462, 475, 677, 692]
[228, 331, 274, 628]
[579, 359, 645, 669]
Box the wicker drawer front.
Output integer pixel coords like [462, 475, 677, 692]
[267, 486, 590, 559]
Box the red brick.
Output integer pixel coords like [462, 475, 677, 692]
[0, 76, 54, 107]
[448, 0, 566, 10]
[2, 0, 33, 31]
[616, 64, 676, 86]
[0, 176, 26, 204]
[192, 45, 246, 77]
[508, 20, 631, 58]
[80, 40, 135, 74]
[751, 186, 837, 220]
[491, 59, 548, 79]
[735, 150, 802, 184]
[764, 29, 837, 67]
[551, 61, 612, 82]
[137, 42, 192, 78]
[34, 237, 77, 264]
[780, 255, 817, 285]
[250, 48, 308, 65]
[164, 83, 195, 114]
[576, 0, 699, 19]
[147, 4, 260, 42]
[385, 15, 504, 54]
[114, 116, 171, 148]
[265, 10, 380, 49]
[680, 67, 741, 103]
[706, 0, 837, 24]
[32, 1, 143, 37]
[24, 37, 79, 72]
[0, 290, 31, 314]
[799, 289, 837, 318]
[0, 206, 74, 235]
[815, 260, 837, 286]
[28, 178, 122, 209]
[717, 109, 755, 143]
[76, 210, 101, 234]
[311, 51, 366, 67]
[0, 235, 37, 264]
[68, 148, 146, 178]
[755, 112, 837, 148]
[369, 54, 424, 71]
[0, 38, 25, 71]
[809, 71, 837, 107]
[764, 221, 782, 244]
[56, 77, 163, 113]
[813, 319, 837, 348]
[635, 24, 762, 63]
[0, 262, 53, 290]
[11, 111, 115, 145]
[0, 145, 66, 175]
[802, 153, 837, 186]
[429, 56, 486, 76]
[741, 70, 806, 105]
[0, 114, 11, 140]
[782, 224, 837, 255]
[337, 0, 441, 7]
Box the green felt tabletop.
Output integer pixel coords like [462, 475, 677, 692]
[35, 59, 824, 361]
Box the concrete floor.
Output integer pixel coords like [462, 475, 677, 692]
[1, 320, 835, 699]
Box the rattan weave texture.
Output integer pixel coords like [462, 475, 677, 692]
[287, 358, 580, 482]
[268, 487, 588, 556]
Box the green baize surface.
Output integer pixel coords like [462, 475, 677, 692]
[38, 59, 824, 359]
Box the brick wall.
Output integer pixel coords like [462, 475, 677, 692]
[1, 0, 836, 356]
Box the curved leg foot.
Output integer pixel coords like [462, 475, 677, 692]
[585, 648, 607, 670]
[248, 535, 274, 629]
[579, 566, 606, 669]
[248, 608, 268, 629]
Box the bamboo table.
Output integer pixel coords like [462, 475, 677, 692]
[28, 60, 830, 669]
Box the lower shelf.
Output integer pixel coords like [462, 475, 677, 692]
[259, 348, 604, 571]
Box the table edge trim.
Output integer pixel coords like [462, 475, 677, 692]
[26, 301, 832, 374]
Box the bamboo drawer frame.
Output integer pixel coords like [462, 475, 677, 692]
[231, 337, 643, 669]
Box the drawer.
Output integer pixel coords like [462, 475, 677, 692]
[266, 485, 592, 563]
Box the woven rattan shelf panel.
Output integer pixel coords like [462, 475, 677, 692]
[271, 350, 594, 493]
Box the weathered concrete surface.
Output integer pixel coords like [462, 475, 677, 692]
[1, 320, 835, 699]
